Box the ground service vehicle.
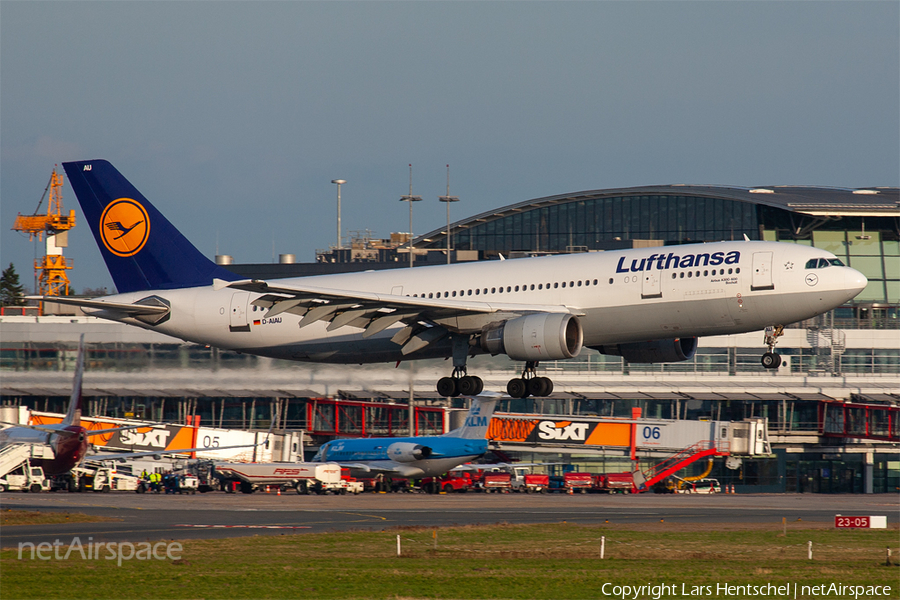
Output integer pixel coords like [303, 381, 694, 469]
[677, 478, 721, 494]
[0, 463, 49, 492]
[596, 472, 635, 493]
[520, 473, 550, 493]
[564, 472, 593, 493]
[482, 472, 512, 492]
[423, 471, 474, 493]
[214, 461, 342, 494]
[507, 467, 549, 493]
[549, 472, 593, 493]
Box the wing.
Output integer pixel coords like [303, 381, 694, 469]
[86, 442, 263, 462]
[0, 422, 153, 437]
[214, 278, 579, 355]
[105, 221, 127, 232]
[330, 461, 425, 479]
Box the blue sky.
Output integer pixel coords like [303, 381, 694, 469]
[2, 1, 897, 292]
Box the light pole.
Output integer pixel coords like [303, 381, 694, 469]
[438, 164, 459, 265]
[399, 164, 421, 268]
[331, 179, 346, 250]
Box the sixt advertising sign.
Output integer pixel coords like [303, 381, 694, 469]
[487, 418, 631, 447]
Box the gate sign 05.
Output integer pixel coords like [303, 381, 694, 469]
[834, 515, 887, 529]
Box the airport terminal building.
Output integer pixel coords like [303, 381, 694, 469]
[2, 184, 898, 493]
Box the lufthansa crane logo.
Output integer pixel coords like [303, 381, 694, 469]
[100, 198, 150, 257]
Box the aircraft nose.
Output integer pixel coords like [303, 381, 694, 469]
[846, 268, 868, 294]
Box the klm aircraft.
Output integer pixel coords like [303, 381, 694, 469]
[312, 397, 498, 478]
[38, 160, 867, 399]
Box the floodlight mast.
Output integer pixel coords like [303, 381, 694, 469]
[399, 164, 421, 268]
[438, 164, 459, 265]
[331, 179, 346, 249]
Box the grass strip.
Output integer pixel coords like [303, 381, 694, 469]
[2, 522, 896, 599]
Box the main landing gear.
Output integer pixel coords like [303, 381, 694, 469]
[437, 335, 484, 397]
[761, 325, 784, 369]
[437, 367, 484, 397]
[506, 361, 553, 399]
[434, 336, 555, 399]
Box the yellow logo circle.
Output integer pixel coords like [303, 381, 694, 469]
[99, 198, 150, 257]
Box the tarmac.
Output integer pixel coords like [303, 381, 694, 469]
[1, 490, 896, 547]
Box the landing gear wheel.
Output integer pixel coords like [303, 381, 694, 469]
[457, 376, 483, 396]
[507, 378, 528, 399]
[540, 377, 553, 396]
[528, 377, 552, 397]
[437, 377, 458, 397]
[761, 352, 781, 369]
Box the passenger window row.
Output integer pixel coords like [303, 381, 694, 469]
[670, 267, 739, 279]
[409, 267, 745, 298]
[411, 279, 601, 299]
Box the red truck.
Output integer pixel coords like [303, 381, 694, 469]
[519, 473, 550, 493]
[564, 472, 593, 493]
[422, 471, 473, 493]
[548, 472, 593, 493]
[481, 472, 512, 493]
[594, 472, 635, 493]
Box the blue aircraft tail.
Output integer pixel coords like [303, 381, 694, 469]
[62, 160, 239, 293]
[443, 396, 499, 440]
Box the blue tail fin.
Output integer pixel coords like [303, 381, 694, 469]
[62, 160, 239, 293]
[443, 396, 499, 440]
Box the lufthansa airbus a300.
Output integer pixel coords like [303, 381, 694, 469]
[39, 160, 867, 397]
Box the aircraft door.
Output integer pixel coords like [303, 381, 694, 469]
[229, 292, 251, 332]
[750, 252, 774, 291]
[641, 270, 662, 299]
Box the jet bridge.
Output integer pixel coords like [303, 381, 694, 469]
[487, 411, 771, 459]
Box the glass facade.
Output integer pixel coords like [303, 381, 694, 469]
[445, 195, 759, 253]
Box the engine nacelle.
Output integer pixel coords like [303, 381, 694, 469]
[480, 313, 583, 361]
[593, 337, 698, 363]
[386, 442, 432, 463]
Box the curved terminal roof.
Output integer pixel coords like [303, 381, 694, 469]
[415, 184, 899, 246]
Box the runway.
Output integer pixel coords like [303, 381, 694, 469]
[2, 491, 896, 547]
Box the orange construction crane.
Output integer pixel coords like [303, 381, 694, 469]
[12, 167, 76, 296]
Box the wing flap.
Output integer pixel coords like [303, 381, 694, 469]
[220, 279, 574, 335]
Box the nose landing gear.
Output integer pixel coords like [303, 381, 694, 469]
[761, 325, 784, 369]
[506, 361, 554, 399]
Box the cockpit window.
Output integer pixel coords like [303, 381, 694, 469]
[806, 257, 846, 269]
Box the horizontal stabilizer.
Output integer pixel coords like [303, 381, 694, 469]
[26, 296, 169, 316]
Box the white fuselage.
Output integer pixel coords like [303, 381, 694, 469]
[85, 241, 866, 364]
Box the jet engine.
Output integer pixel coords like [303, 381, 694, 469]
[386, 442, 432, 463]
[592, 337, 698, 363]
[480, 313, 583, 361]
